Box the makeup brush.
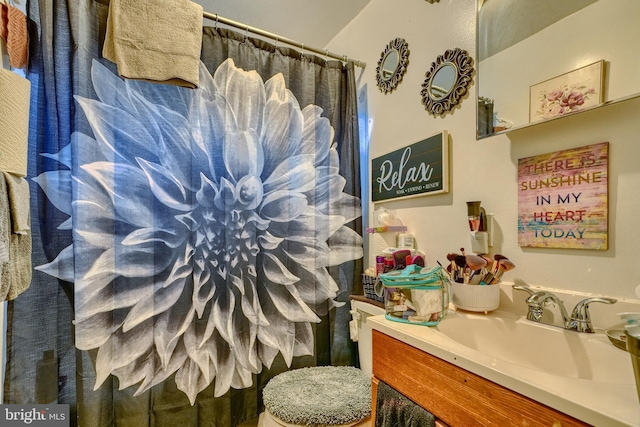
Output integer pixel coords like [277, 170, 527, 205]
[479, 254, 493, 276]
[446, 253, 459, 281]
[480, 254, 492, 265]
[491, 259, 516, 284]
[465, 255, 488, 285]
[465, 255, 488, 271]
[460, 247, 467, 257]
[447, 253, 460, 273]
[491, 254, 508, 274]
[481, 254, 503, 285]
[479, 272, 494, 286]
[494, 254, 508, 262]
[454, 255, 467, 283]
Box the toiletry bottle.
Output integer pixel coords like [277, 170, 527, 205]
[383, 256, 394, 273]
[376, 256, 385, 276]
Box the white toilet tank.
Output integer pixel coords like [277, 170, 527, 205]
[350, 299, 385, 377]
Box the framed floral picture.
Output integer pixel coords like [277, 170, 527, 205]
[529, 60, 604, 123]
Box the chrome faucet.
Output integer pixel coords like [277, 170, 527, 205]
[513, 285, 616, 333]
[526, 290, 571, 325]
[568, 297, 617, 333]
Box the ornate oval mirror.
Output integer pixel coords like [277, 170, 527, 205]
[421, 48, 474, 116]
[429, 64, 456, 100]
[375, 38, 409, 94]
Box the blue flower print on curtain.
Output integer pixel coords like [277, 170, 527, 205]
[33, 58, 363, 404]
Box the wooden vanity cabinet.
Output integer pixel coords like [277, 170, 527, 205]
[372, 330, 590, 427]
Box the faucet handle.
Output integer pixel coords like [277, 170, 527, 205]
[513, 285, 536, 296]
[570, 297, 617, 333]
[513, 287, 549, 322]
[572, 297, 617, 316]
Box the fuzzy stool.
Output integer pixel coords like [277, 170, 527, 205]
[260, 366, 371, 427]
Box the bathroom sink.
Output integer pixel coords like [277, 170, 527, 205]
[368, 295, 640, 427]
[434, 310, 634, 384]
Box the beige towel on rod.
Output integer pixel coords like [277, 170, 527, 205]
[0, 172, 31, 301]
[0, 68, 30, 177]
[3, 171, 30, 234]
[103, 0, 203, 89]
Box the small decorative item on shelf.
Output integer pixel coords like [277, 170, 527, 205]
[477, 96, 494, 137]
[493, 112, 513, 133]
[529, 60, 604, 124]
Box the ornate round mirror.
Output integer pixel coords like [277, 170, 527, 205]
[380, 50, 399, 81]
[376, 38, 409, 94]
[421, 48, 474, 116]
[428, 64, 456, 100]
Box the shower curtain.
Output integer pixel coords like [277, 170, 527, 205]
[4, 1, 363, 425]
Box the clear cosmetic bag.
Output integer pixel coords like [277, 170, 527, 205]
[379, 264, 450, 326]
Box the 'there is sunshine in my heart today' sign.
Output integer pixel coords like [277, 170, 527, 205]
[517, 142, 608, 250]
[371, 132, 449, 202]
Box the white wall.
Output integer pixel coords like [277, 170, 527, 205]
[327, 0, 640, 300]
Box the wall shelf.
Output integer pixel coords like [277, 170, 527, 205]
[365, 226, 407, 234]
[477, 92, 640, 141]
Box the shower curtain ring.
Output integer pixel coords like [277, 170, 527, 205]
[244, 24, 249, 41]
[301, 43, 305, 60]
[214, 14, 219, 30]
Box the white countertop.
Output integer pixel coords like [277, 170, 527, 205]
[369, 311, 640, 427]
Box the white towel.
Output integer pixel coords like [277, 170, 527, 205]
[103, 0, 203, 89]
[0, 68, 30, 177]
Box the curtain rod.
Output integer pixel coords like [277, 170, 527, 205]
[202, 11, 366, 69]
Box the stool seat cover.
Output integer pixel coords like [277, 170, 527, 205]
[263, 366, 371, 427]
